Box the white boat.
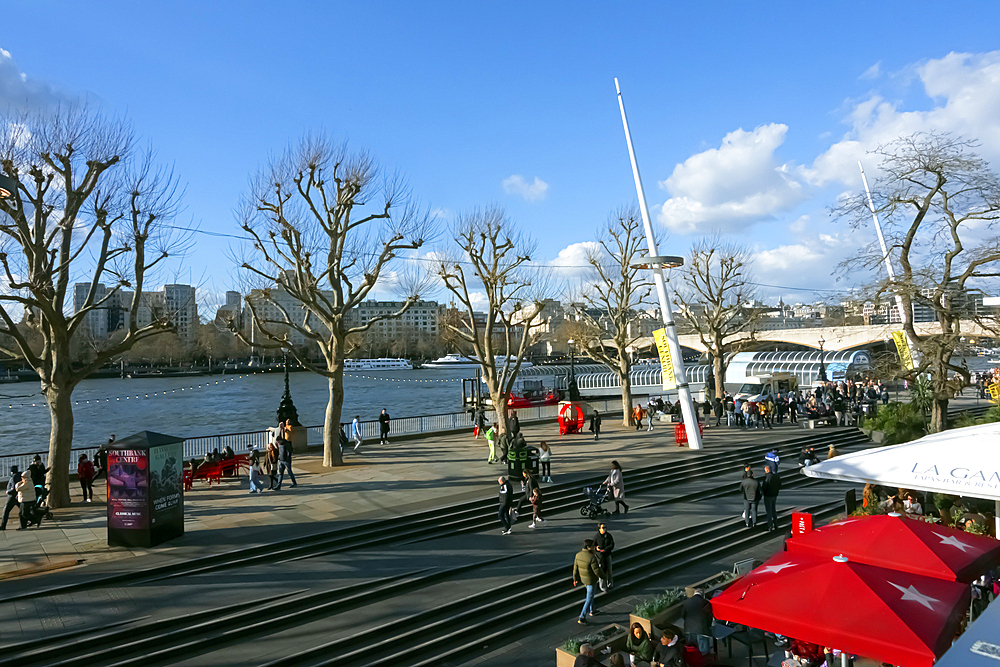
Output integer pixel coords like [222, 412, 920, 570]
[422, 354, 532, 369]
[343, 358, 413, 371]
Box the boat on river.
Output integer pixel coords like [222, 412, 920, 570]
[343, 358, 413, 371]
[422, 354, 532, 369]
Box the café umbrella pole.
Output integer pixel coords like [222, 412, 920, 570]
[614, 77, 702, 449]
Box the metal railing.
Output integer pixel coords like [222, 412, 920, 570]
[0, 398, 623, 476]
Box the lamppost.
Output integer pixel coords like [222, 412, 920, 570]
[566, 338, 581, 402]
[0, 175, 16, 199]
[277, 348, 300, 427]
[818, 336, 828, 383]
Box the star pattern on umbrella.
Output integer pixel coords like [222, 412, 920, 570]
[933, 532, 974, 553]
[758, 562, 798, 575]
[887, 582, 939, 610]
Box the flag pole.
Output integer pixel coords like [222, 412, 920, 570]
[615, 78, 702, 449]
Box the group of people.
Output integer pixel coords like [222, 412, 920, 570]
[2, 454, 52, 530]
[739, 451, 783, 531]
[248, 419, 297, 494]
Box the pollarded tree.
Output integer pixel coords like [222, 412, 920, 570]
[437, 207, 549, 435]
[835, 133, 1000, 433]
[234, 137, 433, 466]
[675, 238, 762, 400]
[0, 109, 186, 507]
[572, 206, 652, 426]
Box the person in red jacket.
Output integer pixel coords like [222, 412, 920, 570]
[78, 453, 96, 503]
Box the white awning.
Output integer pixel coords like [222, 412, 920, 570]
[802, 422, 1000, 502]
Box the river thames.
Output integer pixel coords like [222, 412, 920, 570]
[0, 368, 473, 456]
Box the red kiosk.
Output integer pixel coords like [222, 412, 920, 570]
[558, 401, 586, 434]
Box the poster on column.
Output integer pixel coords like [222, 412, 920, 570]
[149, 441, 184, 537]
[107, 449, 149, 530]
[652, 328, 677, 391]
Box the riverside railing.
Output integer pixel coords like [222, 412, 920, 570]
[0, 398, 621, 476]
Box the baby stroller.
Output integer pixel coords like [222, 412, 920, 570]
[33, 484, 54, 522]
[580, 484, 612, 519]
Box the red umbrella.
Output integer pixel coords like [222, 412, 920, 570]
[711, 551, 970, 667]
[785, 513, 1000, 583]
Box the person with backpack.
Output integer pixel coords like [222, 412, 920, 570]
[77, 454, 96, 503]
[275, 422, 297, 490]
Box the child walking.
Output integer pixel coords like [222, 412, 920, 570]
[538, 441, 552, 482]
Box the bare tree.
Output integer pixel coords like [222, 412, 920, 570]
[0, 108, 186, 507]
[675, 238, 762, 400]
[437, 207, 549, 435]
[835, 132, 1000, 433]
[233, 137, 433, 466]
[571, 206, 652, 426]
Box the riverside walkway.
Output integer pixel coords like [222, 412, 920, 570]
[2, 411, 794, 578]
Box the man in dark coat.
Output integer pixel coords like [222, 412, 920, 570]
[497, 476, 514, 535]
[740, 470, 759, 528]
[761, 464, 782, 531]
[681, 591, 713, 654]
[594, 523, 615, 589]
[378, 408, 391, 445]
[274, 429, 297, 490]
[1, 465, 20, 531]
[589, 410, 602, 441]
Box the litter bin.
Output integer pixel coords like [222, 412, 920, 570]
[507, 446, 539, 478]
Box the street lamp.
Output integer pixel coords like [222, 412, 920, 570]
[0, 175, 15, 199]
[566, 338, 581, 402]
[818, 336, 828, 383]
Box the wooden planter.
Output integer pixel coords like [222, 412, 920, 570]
[554, 623, 627, 667]
[685, 571, 735, 598]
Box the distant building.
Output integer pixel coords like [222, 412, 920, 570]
[72, 283, 198, 342]
[345, 300, 440, 344]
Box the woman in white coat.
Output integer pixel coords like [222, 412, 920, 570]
[604, 460, 628, 514]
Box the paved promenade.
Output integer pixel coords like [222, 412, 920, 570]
[1, 410, 793, 579]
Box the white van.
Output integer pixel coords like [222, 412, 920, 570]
[733, 373, 798, 402]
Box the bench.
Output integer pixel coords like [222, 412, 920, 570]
[801, 415, 837, 429]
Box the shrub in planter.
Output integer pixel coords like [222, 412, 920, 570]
[632, 588, 686, 620]
[861, 402, 925, 446]
[556, 624, 627, 667]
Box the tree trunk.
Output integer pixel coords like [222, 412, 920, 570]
[929, 395, 949, 434]
[619, 357, 634, 427]
[714, 354, 726, 401]
[44, 384, 75, 509]
[323, 351, 345, 467]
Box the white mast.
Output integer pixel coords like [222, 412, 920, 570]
[859, 162, 908, 326]
[615, 78, 702, 450]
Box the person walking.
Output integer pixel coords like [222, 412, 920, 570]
[589, 410, 602, 441]
[1, 465, 20, 530]
[378, 409, 391, 445]
[573, 539, 606, 623]
[352, 415, 363, 453]
[527, 476, 545, 528]
[486, 422, 498, 464]
[633, 404, 645, 431]
[473, 406, 485, 439]
[604, 461, 628, 514]
[713, 396, 723, 427]
[538, 441, 552, 482]
[94, 441, 110, 481]
[516, 469, 543, 525]
[497, 476, 514, 535]
[646, 402, 655, 431]
[16, 471, 37, 530]
[77, 454, 95, 503]
[594, 523, 615, 590]
[275, 425, 297, 490]
[761, 464, 782, 531]
[740, 469, 759, 528]
[265, 438, 280, 490]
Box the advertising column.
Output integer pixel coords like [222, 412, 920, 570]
[107, 448, 149, 545]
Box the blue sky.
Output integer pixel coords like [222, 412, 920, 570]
[3, 1, 1000, 312]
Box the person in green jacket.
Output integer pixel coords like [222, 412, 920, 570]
[626, 622, 656, 664]
[485, 423, 498, 463]
[572, 539, 606, 624]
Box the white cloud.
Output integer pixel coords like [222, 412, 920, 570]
[502, 174, 549, 202]
[549, 241, 599, 279]
[859, 62, 882, 80]
[656, 124, 808, 234]
[468, 291, 489, 311]
[807, 50, 1000, 185]
[0, 48, 70, 113]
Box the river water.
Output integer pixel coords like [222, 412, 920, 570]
[0, 368, 473, 456]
